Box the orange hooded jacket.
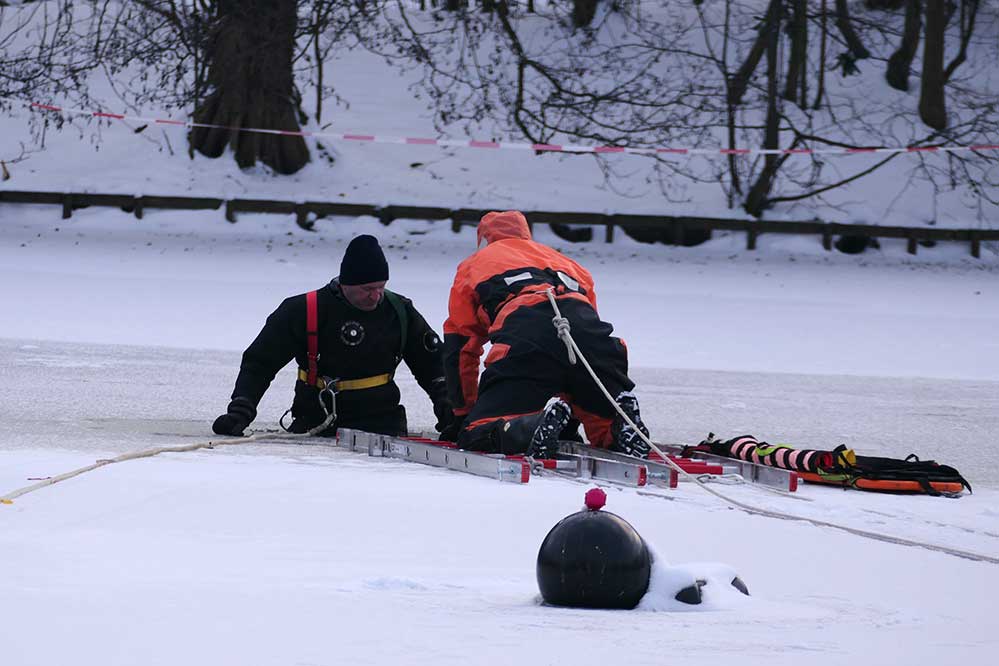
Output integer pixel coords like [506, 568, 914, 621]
[443, 211, 598, 416]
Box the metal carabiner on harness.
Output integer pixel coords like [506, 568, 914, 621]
[318, 376, 338, 423]
[280, 375, 339, 434]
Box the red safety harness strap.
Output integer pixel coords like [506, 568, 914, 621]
[306, 290, 319, 386]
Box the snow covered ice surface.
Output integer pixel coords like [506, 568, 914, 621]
[1, 205, 998, 666]
[3, 2, 999, 660]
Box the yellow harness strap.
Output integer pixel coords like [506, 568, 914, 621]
[297, 369, 392, 391]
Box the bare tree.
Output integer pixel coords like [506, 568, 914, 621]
[944, 0, 979, 82]
[3, 0, 997, 222]
[745, 0, 783, 216]
[885, 0, 922, 91]
[813, 0, 828, 109]
[783, 0, 808, 107]
[834, 0, 870, 60]
[1, 1, 386, 173]
[728, 0, 782, 106]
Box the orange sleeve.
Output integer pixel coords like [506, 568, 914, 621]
[443, 262, 488, 416]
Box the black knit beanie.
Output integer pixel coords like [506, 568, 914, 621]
[339, 234, 389, 286]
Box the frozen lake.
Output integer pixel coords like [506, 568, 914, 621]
[3, 337, 995, 489]
[3, 210, 998, 666]
[4, 334, 999, 666]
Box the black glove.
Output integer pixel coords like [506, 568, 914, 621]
[212, 397, 257, 436]
[617, 436, 652, 459]
[610, 422, 652, 459]
[435, 402, 463, 442]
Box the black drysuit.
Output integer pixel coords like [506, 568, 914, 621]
[229, 280, 447, 435]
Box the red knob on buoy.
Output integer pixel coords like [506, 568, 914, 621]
[584, 487, 607, 511]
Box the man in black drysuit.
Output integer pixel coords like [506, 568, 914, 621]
[212, 234, 456, 438]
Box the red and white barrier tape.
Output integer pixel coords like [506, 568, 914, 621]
[22, 101, 999, 157]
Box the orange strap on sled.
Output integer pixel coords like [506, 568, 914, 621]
[797, 471, 966, 495]
[306, 290, 319, 387]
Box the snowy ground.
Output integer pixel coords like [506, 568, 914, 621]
[2, 206, 998, 665]
[3, 444, 998, 666]
[3, 3, 999, 661]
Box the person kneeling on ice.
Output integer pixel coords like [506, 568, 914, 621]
[212, 234, 457, 438]
[443, 210, 650, 458]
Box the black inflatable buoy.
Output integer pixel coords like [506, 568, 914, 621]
[536, 488, 652, 609]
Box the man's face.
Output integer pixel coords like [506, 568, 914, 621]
[341, 281, 387, 311]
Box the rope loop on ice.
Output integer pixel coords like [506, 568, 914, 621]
[0, 412, 336, 505]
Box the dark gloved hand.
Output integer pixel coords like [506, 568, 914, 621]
[435, 403, 463, 442]
[614, 436, 651, 459]
[610, 420, 652, 459]
[212, 397, 257, 436]
[610, 391, 651, 459]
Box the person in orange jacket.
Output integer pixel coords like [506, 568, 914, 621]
[442, 210, 650, 459]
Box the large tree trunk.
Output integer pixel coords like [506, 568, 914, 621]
[885, 0, 922, 91]
[190, 0, 309, 174]
[919, 0, 947, 129]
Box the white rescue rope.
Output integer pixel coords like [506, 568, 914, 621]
[0, 413, 336, 505]
[543, 289, 999, 565]
[549, 297, 577, 365]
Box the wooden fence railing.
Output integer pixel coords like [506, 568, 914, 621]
[1, 189, 995, 258]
